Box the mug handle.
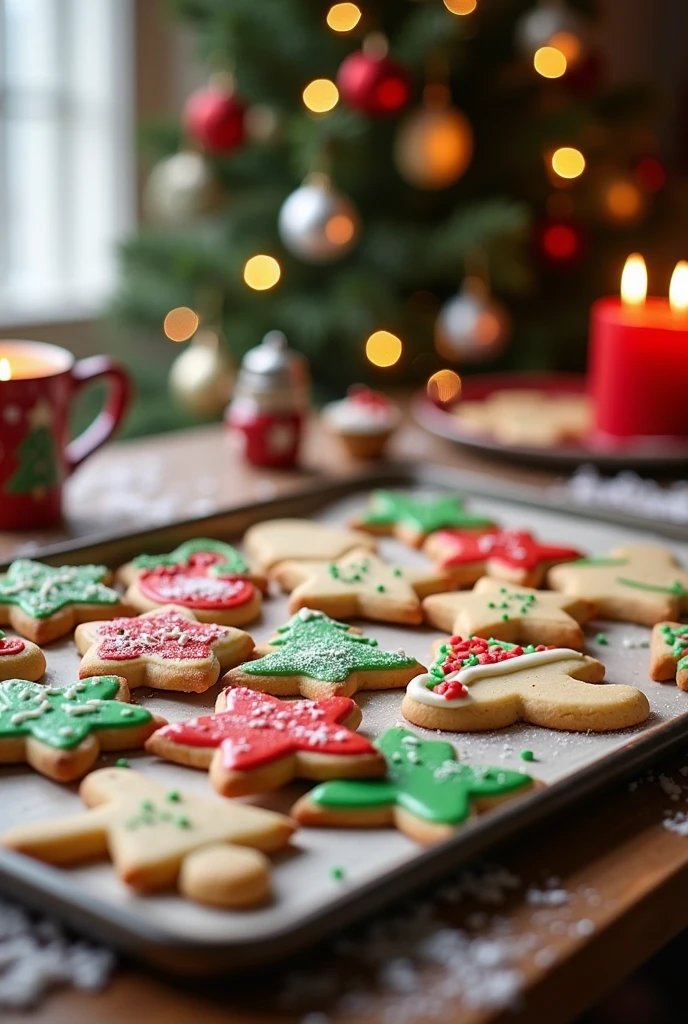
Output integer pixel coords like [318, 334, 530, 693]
[65, 356, 132, 473]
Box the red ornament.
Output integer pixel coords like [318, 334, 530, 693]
[183, 85, 246, 155]
[538, 221, 583, 264]
[337, 49, 410, 116]
[634, 157, 666, 193]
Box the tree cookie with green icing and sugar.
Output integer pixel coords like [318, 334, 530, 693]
[0, 559, 129, 644]
[2, 767, 295, 908]
[243, 518, 377, 573]
[146, 686, 386, 797]
[0, 676, 165, 782]
[423, 577, 594, 650]
[548, 545, 688, 627]
[118, 538, 266, 627]
[0, 630, 46, 682]
[75, 605, 254, 694]
[221, 609, 424, 699]
[401, 635, 649, 733]
[274, 548, 452, 626]
[650, 622, 688, 690]
[350, 490, 495, 548]
[291, 727, 535, 845]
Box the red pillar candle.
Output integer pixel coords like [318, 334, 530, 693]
[588, 257, 688, 438]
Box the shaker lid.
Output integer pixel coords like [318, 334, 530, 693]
[236, 330, 310, 397]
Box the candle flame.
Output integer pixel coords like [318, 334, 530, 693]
[0, 358, 11, 381]
[669, 260, 688, 314]
[620, 253, 647, 307]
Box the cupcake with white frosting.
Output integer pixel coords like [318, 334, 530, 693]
[322, 384, 401, 459]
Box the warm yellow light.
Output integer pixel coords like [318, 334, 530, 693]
[443, 0, 477, 13]
[551, 146, 585, 179]
[325, 214, 355, 245]
[549, 31, 582, 65]
[427, 369, 462, 403]
[0, 358, 11, 381]
[163, 306, 199, 343]
[669, 261, 688, 314]
[606, 180, 642, 222]
[533, 46, 567, 78]
[243, 255, 281, 291]
[620, 253, 647, 307]
[326, 3, 361, 32]
[365, 330, 402, 368]
[303, 79, 339, 114]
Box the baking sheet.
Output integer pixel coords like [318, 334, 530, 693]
[1, 473, 688, 971]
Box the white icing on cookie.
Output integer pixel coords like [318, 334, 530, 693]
[406, 648, 585, 708]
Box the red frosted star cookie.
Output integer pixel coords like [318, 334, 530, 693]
[0, 630, 45, 681]
[424, 528, 582, 588]
[75, 606, 254, 694]
[146, 686, 386, 796]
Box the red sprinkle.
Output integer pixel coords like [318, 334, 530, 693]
[435, 679, 469, 700]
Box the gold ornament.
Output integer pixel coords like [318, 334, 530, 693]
[144, 152, 220, 226]
[394, 86, 473, 190]
[169, 329, 235, 416]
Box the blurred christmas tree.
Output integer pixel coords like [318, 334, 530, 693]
[111, 0, 685, 432]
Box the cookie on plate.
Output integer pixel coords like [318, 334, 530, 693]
[147, 686, 386, 796]
[75, 606, 254, 694]
[291, 727, 535, 845]
[2, 767, 295, 908]
[401, 635, 649, 733]
[650, 622, 688, 689]
[453, 390, 591, 448]
[0, 630, 45, 682]
[422, 577, 594, 650]
[0, 676, 165, 782]
[118, 539, 264, 627]
[244, 518, 376, 573]
[274, 548, 451, 626]
[222, 609, 424, 699]
[424, 527, 582, 588]
[350, 490, 494, 548]
[548, 545, 688, 627]
[0, 560, 128, 644]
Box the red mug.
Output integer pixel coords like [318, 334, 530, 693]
[0, 340, 131, 530]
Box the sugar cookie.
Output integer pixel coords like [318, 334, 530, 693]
[453, 390, 591, 448]
[0, 630, 46, 682]
[424, 527, 581, 588]
[350, 490, 494, 548]
[650, 622, 688, 690]
[244, 518, 376, 572]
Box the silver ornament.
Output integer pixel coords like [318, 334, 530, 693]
[278, 177, 360, 263]
[145, 151, 219, 226]
[435, 280, 510, 364]
[515, 5, 586, 61]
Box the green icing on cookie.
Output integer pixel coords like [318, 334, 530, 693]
[660, 624, 688, 672]
[310, 728, 531, 825]
[570, 558, 629, 567]
[132, 538, 249, 576]
[0, 560, 120, 619]
[241, 609, 416, 684]
[361, 491, 493, 534]
[617, 578, 688, 597]
[0, 677, 152, 750]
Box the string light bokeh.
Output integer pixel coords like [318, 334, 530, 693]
[326, 3, 361, 32]
[427, 368, 462, 402]
[164, 306, 199, 342]
[443, 0, 477, 14]
[243, 255, 281, 290]
[303, 79, 339, 113]
[365, 330, 402, 367]
[533, 46, 567, 78]
[551, 147, 585, 180]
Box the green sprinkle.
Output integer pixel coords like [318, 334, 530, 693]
[166, 790, 181, 802]
[520, 607, 529, 614]
[115, 758, 130, 768]
[520, 750, 535, 762]
[499, 602, 509, 609]
[488, 602, 496, 609]
[376, 584, 385, 592]
[595, 633, 609, 646]
[141, 800, 154, 812]
[330, 866, 345, 881]
[393, 568, 403, 577]
[501, 614, 509, 621]
[177, 816, 191, 829]
[500, 587, 507, 594]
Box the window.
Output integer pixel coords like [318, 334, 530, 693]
[0, 0, 134, 324]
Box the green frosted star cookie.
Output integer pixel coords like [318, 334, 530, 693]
[351, 490, 494, 547]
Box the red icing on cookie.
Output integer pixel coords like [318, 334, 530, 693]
[0, 636, 25, 656]
[158, 686, 376, 771]
[95, 611, 229, 662]
[434, 528, 581, 572]
[138, 565, 254, 610]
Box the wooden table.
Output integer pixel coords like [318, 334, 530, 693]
[6, 417, 688, 1024]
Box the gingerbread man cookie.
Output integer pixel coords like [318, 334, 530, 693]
[292, 728, 535, 845]
[147, 686, 386, 796]
[0, 560, 128, 644]
[0, 630, 46, 682]
[350, 490, 494, 548]
[2, 767, 295, 908]
[548, 545, 688, 627]
[424, 527, 582, 588]
[650, 622, 688, 690]
[222, 609, 424, 699]
[118, 539, 264, 627]
[75, 606, 255, 694]
[401, 636, 649, 733]
[0, 677, 165, 782]
[244, 518, 376, 572]
[274, 548, 451, 625]
[423, 577, 593, 650]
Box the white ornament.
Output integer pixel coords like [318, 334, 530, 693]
[515, 5, 587, 62]
[145, 151, 218, 226]
[278, 177, 360, 263]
